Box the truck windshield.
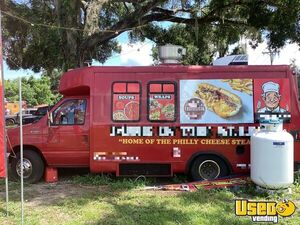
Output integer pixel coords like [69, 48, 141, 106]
[52, 99, 86, 125]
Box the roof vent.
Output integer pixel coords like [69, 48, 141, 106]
[158, 44, 186, 64]
[213, 55, 248, 66]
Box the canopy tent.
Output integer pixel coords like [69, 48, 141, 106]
[0, 11, 5, 179]
[0, 10, 11, 220]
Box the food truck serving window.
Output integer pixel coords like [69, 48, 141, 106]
[148, 82, 176, 122]
[112, 82, 141, 122]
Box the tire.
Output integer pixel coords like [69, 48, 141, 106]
[10, 150, 45, 183]
[6, 119, 15, 126]
[190, 155, 229, 181]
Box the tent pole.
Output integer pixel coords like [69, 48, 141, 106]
[5, 149, 9, 216]
[19, 77, 24, 225]
[5, 144, 9, 216]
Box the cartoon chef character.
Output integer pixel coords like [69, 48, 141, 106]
[257, 81, 286, 113]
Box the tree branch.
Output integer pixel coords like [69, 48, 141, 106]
[80, 8, 248, 56]
[80, 0, 165, 50]
[80, 0, 88, 9]
[113, 0, 148, 3]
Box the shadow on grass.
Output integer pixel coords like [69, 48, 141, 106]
[84, 189, 254, 225]
[89, 201, 190, 225]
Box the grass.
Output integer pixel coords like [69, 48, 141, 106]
[0, 173, 299, 225]
[70, 173, 188, 190]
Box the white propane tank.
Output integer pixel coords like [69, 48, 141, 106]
[251, 121, 294, 189]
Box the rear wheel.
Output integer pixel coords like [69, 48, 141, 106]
[10, 150, 45, 183]
[190, 155, 229, 181]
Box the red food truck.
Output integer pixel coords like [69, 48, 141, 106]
[6, 65, 300, 183]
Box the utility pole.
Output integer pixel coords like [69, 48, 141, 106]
[262, 49, 279, 65]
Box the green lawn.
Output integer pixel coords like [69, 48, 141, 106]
[0, 173, 299, 225]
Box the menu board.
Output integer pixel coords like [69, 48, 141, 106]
[112, 94, 140, 121]
[149, 94, 175, 121]
[180, 79, 254, 124]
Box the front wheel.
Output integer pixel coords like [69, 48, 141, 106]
[6, 119, 15, 126]
[10, 150, 45, 183]
[190, 155, 229, 181]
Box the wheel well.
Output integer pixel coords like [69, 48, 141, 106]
[186, 152, 232, 175]
[9, 145, 47, 165]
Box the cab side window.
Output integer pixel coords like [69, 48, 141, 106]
[52, 99, 87, 125]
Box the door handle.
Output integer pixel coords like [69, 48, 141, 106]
[82, 135, 89, 144]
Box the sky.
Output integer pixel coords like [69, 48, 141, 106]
[3, 32, 300, 80]
[247, 42, 300, 66]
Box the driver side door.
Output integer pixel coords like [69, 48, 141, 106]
[44, 98, 90, 167]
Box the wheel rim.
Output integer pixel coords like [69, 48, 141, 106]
[198, 160, 220, 180]
[16, 158, 33, 179]
[7, 120, 14, 126]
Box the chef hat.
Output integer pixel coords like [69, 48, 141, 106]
[262, 81, 280, 94]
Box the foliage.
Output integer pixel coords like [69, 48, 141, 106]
[4, 76, 60, 106]
[146, 22, 245, 65]
[0, 0, 299, 72]
[41, 69, 63, 95]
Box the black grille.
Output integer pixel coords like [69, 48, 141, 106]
[119, 163, 171, 176]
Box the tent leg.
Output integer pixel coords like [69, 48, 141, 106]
[5, 175, 8, 216]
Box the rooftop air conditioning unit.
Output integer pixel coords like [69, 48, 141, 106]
[158, 44, 186, 64]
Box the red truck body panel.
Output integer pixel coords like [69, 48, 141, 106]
[7, 65, 300, 177]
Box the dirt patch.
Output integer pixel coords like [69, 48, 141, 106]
[0, 182, 109, 207]
[0, 181, 183, 208]
[28, 182, 111, 206]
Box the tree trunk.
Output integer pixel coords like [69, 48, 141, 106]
[79, 0, 109, 66]
[55, 0, 82, 71]
[83, 0, 108, 37]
